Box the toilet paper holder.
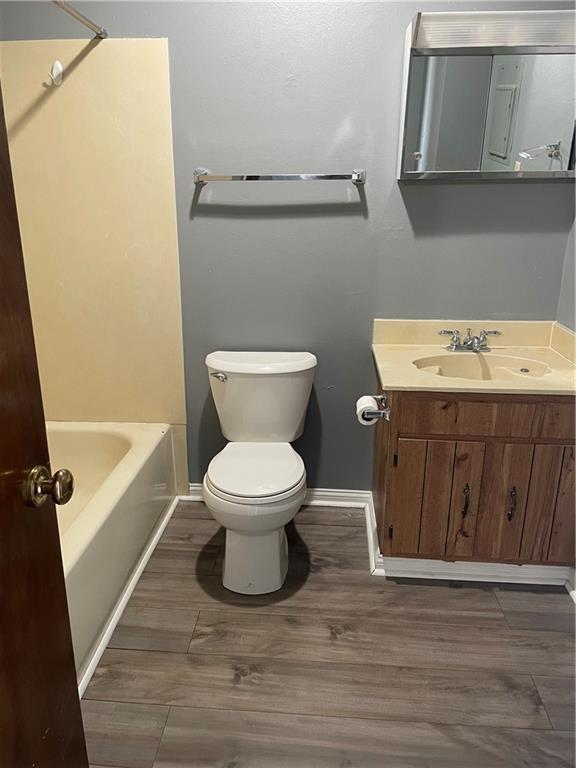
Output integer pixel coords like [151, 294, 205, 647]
[364, 394, 391, 422]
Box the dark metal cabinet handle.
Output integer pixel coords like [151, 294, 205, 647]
[461, 484, 471, 518]
[507, 486, 517, 521]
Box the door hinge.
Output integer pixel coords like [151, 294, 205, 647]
[388, 525, 394, 539]
[393, 452, 398, 467]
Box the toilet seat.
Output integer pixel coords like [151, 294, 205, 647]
[206, 442, 305, 503]
[205, 473, 306, 506]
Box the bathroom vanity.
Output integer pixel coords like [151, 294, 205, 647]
[371, 321, 576, 571]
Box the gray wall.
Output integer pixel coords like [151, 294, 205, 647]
[557, 225, 575, 330]
[2, 1, 574, 489]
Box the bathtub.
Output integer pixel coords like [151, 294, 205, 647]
[47, 422, 177, 691]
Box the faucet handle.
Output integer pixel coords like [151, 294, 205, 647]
[439, 329, 461, 347]
[481, 329, 502, 336]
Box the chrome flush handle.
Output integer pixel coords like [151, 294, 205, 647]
[210, 371, 227, 382]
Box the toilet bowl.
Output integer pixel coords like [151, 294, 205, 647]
[203, 442, 306, 594]
[202, 351, 316, 594]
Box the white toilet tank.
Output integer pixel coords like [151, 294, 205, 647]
[206, 351, 317, 442]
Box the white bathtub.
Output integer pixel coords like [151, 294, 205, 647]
[47, 422, 177, 690]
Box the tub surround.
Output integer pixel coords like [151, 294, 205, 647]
[1, 40, 188, 493]
[373, 320, 576, 395]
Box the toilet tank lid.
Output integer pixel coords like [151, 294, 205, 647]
[206, 351, 317, 374]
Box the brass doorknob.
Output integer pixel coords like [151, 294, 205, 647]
[23, 465, 75, 508]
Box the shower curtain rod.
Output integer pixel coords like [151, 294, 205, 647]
[52, 1, 108, 39]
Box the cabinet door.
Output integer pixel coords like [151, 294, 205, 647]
[385, 439, 486, 558]
[474, 443, 534, 561]
[445, 442, 485, 558]
[520, 445, 564, 562]
[548, 446, 575, 564]
[419, 440, 456, 556]
[383, 438, 427, 556]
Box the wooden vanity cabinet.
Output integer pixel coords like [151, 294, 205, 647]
[373, 391, 575, 566]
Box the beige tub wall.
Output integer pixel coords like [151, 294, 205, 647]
[0, 39, 188, 491]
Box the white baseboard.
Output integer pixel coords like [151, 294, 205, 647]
[186, 484, 373, 508]
[77, 494, 179, 697]
[375, 555, 572, 587]
[566, 568, 576, 605]
[181, 482, 203, 502]
[303, 488, 574, 594]
[186, 483, 379, 571]
[184, 482, 574, 597]
[303, 487, 379, 574]
[303, 487, 371, 508]
[366, 499, 573, 592]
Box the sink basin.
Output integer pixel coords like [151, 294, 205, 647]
[413, 354, 553, 381]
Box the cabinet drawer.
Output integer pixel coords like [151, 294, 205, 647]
[397, 394, 575, 441]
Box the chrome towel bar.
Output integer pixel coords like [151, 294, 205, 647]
[193, 168, 367, 185]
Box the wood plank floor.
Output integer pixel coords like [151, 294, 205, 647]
[83, 501, 575, 768]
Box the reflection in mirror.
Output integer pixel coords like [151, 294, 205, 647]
[403, 54, 575, 175]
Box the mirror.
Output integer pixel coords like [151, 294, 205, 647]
[401, 53, 575, 179]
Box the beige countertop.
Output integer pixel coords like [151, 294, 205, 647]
[372, 320, 576, 396]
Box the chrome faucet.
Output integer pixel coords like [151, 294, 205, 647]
[439, 328, 502, 352]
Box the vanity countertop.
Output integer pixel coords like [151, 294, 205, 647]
[372, 320, 576, 396]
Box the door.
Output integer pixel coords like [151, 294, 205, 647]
[474, 442, 534, 561]
[547, 446, 575, 564]
[419, 440, 456, 556]
[520, 444, 564, 562]
[418, 440, 485, 558]
[382, 438, 427, 555]
[0, 83, 88, 765]
[445, 441, 485, 558]
[385, 438, 485, 558]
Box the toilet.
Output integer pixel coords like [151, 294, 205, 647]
[202, 351, 317, 595]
